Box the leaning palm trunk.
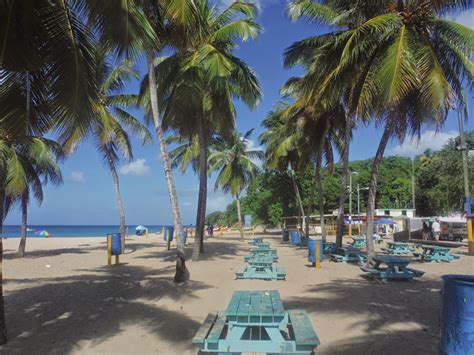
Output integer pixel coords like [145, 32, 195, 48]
[0, 183, 7, 344]
[106, 150, 127, 254]
[193, 118, 207, 261]
[366, 117, 395, 264]
[236, 194, 244, 241]
[335, 116, 351, 248]
[17, 192, 28, 257]
[316, 151, 326, 242]
[147, 52, 188, 283]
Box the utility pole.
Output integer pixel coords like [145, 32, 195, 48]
[458, 110, 471, 214]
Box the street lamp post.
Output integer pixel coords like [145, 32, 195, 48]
[348, 172, 358, 237]
[356, 184, 369, 236]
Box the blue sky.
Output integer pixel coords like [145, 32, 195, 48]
[5, 1, 474, 226]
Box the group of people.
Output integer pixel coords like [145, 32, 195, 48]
[422, 218, 441, 241]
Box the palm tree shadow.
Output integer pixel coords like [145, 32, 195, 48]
[3, 263, 211, 354]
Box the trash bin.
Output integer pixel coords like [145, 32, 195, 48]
[308, 238, 324, 263]
[111, 233, 121, 255]
[290, 230, 301, 246]
[163, 227, 174, 242]
[439, 274, 474, 354]
[282, 229, 289, 242]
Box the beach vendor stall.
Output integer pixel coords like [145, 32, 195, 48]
[374, 218, 398, 239]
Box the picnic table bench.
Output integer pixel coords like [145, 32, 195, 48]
[331, 247, 367, 263]
[349, 238, 366, 247]
[323, 242, 336, 254]
[382, 242, 415, 255]
[361, 255, 424, 282]
[236, 256, 286, 281]
[414, 245, 460, 263]
[193, 290, 320, 354]
[249, 238, 264, 246]
[251, 246, 277, 255]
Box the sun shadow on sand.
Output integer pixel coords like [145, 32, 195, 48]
[3, 243, 152, 260]
[284, 277, 442, 354]
[137, 239, 248, 263]
[3, 263, 210, 354]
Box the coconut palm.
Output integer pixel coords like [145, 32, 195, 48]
[209, 129, 264, 240]
[4, 138, 64, 257]
[287, 0, 474, 262]
[148, 0, 261, 261]
[63, 46, 152, 253]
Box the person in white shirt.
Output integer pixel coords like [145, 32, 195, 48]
[432, 218, 441, 241]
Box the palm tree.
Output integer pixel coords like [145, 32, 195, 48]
[64, 47, 152, 253]
[209, 130, 264, 240]
[287, 0, 473, 262]
[5, 138, 64, 257]
[149, 0, 262, 261]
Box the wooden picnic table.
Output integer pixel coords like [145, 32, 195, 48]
[414, 245, 460, 263]
[361, 255, 424, 281]
[331, 247, 367, 263]
[382, 241, 414, 255]
[193, 290, 320, 354]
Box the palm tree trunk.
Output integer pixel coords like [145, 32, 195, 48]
[366, 116, 395, 264]
[0, 183, 8, 344]
[192, 117, 207, 261]
[336, 115, 352, 248]
[316, 153, 327, 242]
[147, 51, 188, 283]
[106, 150, 127, 254]
[17, 191, 28, 257]
[236, 194, 244, 241]
[290, 169, 305, 236]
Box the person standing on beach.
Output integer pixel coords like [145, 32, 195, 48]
[432, 218, 441, 241]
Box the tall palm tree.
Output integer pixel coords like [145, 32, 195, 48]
[64, 47, 152, 253]
[286, 0, 473, 262]
[150, 0, 261, 261]
[8, 138, 63, 257]
[209, 129, 264, 240]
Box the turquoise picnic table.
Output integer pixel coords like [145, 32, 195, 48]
[361, 255, 424, 282]
[251, 245, 277, 255]
[331, 247, 367, 263]
[414, 245, 460, 263]
[245, 251, 279, 262]
[382, 242, 415, 255]
[193, 290, 320, 354]
[323, 242, 336, 254]
[236, 256, 286, 280]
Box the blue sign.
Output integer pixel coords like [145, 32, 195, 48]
[244, 215, 252, 228]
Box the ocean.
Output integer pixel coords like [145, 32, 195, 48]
[1, 225, 175, 238]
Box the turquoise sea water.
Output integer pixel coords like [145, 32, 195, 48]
[1, 225, 175, 238]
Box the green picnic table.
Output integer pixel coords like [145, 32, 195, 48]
[349, 237, 366, 247]
[414, 245, 460, 263]
[249, 237, 264, 246]
[236, 256, 286, 280]
[331, 247, 367, 263]
[361, 255, 424, 282]
[382, 242, 414, 255]
[193, 290, 320, 354]
[245, 251, 278, 262]
[251, 246, 277, 255]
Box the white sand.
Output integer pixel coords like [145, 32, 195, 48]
[2, 234, 473, 354]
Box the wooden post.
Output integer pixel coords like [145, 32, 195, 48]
[145, 229, 149, 238]
[349, 224, 352, 238]
[315, 241, 321, 269]
[357, 224, 361, 236]
[107, 235, 112, 266]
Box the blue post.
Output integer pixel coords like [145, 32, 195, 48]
[439, 275, 474, 354]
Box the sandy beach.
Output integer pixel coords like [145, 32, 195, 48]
[2, 234, 473, 354]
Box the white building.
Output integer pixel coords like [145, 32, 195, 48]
[375, 208, 416, 218]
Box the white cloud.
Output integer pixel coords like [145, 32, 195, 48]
[70, 171, 86, 184]
[119, 159, 151, 177]
[446, 8, 474, 28]
[207, 192, 233, 212]
[389, 130, 458, 157]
